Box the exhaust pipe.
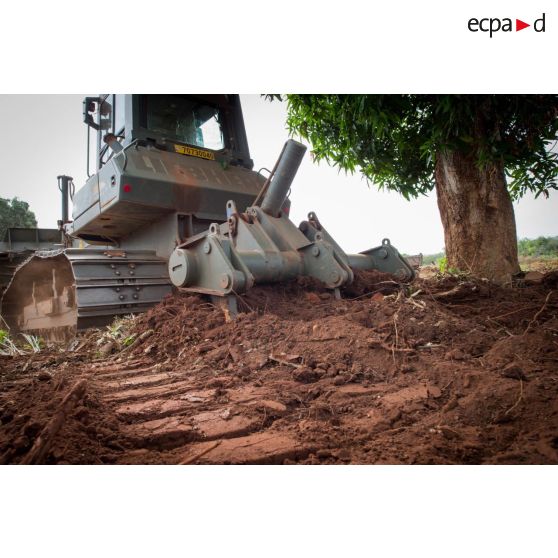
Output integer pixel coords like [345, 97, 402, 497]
[57, 175, 72, 225]
[260, 140, 306, 217]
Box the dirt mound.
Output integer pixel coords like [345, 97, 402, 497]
[0, 363, 121, 464]
[1, 271, 557, 464]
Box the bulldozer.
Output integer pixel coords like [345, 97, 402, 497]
[0, 94, 414, 340]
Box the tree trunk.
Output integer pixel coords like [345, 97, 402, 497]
[435, 150, 520, 284]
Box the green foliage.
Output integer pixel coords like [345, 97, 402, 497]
[0, 330, 43, 355]
[122, 335, 136, 347]
[0, 197, 37, 239]
[437, 256, 448, 273]
[517, 236, 558, 257]
[270, 95, 558, 201]
[435, 258, 465, 277]
[21, 333, 43, 353]
[97, 315, 137, 351]
[422, 252, 445, 265]
[0, 331, 22, 356]
[0, 338, 21, 356]
[105, 320, 126, 340]
[420, 237, 558, 266]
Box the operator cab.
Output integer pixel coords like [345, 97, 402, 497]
[71, 94, 262, 250]
[83, 94, 254, 174]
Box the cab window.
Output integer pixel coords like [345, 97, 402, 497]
[114, 94, 125, 136]
[99, 95, 115, 166]
[99, 95, 113, 135]
[143, 95, 225, 150]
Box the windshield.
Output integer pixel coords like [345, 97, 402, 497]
[144, 95, 225, 150]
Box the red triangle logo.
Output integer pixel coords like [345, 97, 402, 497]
[516, 19, 530, 31]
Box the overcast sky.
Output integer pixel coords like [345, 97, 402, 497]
[0, 94, 556, 255]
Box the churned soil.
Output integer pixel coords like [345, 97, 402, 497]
[1, 270, 557, 465]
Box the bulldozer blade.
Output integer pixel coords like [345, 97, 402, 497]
[1, 253, 77, 341]
[1, 249, 172, 342]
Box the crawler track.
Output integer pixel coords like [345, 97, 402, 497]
[1, 249, 171, 340]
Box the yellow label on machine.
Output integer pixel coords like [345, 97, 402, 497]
[174, 144, 215, 160]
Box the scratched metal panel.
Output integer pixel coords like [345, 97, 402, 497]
[72, 174, 100, 220]
[71, 145, 264, 241]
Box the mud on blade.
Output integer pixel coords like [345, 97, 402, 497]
[1, 249, 172, 341]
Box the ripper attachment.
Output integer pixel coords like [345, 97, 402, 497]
[168, 140, 414, 304]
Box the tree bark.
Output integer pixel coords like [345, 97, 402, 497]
[435, 150, 520, 284]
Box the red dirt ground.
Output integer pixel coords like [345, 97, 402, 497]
[1, 270, 557, 464]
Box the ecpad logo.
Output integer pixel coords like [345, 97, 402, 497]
[468, 13, 546, 37]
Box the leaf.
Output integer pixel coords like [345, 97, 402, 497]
[281, 94, 558, 200]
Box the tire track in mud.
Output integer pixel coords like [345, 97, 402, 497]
[89, 360, 314, 464]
